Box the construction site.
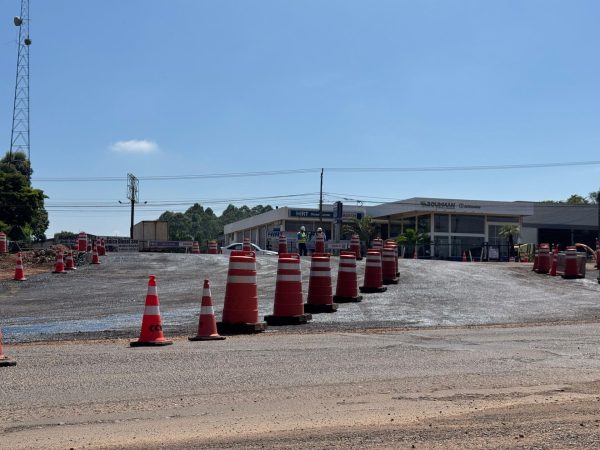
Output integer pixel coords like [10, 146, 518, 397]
[3, 1, 600, 449]
[2, 241, 600, 449]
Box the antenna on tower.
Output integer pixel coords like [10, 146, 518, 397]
[9, 0, 31, 163]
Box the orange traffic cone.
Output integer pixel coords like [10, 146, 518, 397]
[265, 253, 312, 324]
[53, 251, 67, 274]
[189, 280, 225, 341]
[13, 252, 26, 281]
[462, 251, 467, 262]
[0, 329, 16, 367]
[91, 244, 100, 264]
[130, 276, 173, 347]
[65, 250, 76, 270]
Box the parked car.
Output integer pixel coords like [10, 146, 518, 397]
[220, 242, 278, 256]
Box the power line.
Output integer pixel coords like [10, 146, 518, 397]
[31, 160, 600, 182]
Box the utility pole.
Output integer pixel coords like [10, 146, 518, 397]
[319, 168, 323, 228]
[10, 0, 32, 164]
[127, 173, 139, 239]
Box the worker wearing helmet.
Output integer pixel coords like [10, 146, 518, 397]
[297, 225, 308, 256]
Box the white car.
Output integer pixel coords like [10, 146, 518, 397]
[220, 242, 278, 256]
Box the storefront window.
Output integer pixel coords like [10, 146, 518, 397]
[451, 215, 485, 234]
[401, 217, 415, 233]
[434, 214, 449, 232]
[417, 215, 431, 234]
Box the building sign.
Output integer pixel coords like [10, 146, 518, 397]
[289, 209, 363, 220]
[289, 210, 334, 218]
[420, 201, 481, 210]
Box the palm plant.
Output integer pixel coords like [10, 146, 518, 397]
[396, 228, 430, 257]
[342, 215, 377, 247]
[498, 224, 519, 259]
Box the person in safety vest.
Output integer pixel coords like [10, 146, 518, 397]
[297, 225, 308, 256]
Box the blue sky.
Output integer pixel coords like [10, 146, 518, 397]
[2, 0, 600, 236]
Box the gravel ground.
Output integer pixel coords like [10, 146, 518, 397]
[1, 253, 600, 342]
[2, 253, 600, 449]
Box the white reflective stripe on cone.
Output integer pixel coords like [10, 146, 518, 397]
[366, 262, 381, 267]
[277, 274, 302, 282]
[227, 275, 257, 284]
[311, 261, 330, 268]
[147, 285, 158, 296]
[310, 270, 331, 277]
[200, 306, 214, 315]
[144, 305, 161, 315]
[229, 262, 256, 270]
[278, 263, 300, 270]
[202, 288, 211, 297]
[339, 266, 356, 273]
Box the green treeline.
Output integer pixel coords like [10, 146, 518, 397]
[158, 203, 273, 242]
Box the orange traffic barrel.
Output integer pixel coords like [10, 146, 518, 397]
[350, 234, 361, 260]
[78, 231, 87, 252]
[0, 231, 7, 253]
[359, 251, 387, 293]
[265, 253, 312, 325]
[218, 251, 266, 333]
[382, 247, 399, 284]
[315, 233, 325, 253]
[192, 241, 200, 254]
[549, 245, 558, 276]
[130, 276, 173, 347]
[333, 251, 362, 303]
[371, 238, 383, 253]
[278, 233, 288, 254]
[385, 241, 399, 276]
[305, 253, 338, 313]
[208, 240, 218, 254]
[242, 238, 252, 252]
[562, 246, 581, 279]
[98, 238, 106, 256]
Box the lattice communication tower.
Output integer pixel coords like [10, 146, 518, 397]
[9, 0, 32, 162]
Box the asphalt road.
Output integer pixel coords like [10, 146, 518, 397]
[1, 323, 600, 449]
[1, 253, 600, 342]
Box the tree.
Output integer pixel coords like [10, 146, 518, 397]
[565, 194, 589, 205]
[159, 203, 274, 242]
[342, 215, 377, 247]
[0, 151, 48, 241]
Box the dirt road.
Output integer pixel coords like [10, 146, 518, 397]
[2, 323, 600, 449]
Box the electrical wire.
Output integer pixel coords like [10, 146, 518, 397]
[32, 160, 600, 182]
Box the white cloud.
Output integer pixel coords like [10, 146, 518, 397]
[109, 139, 159, 154]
